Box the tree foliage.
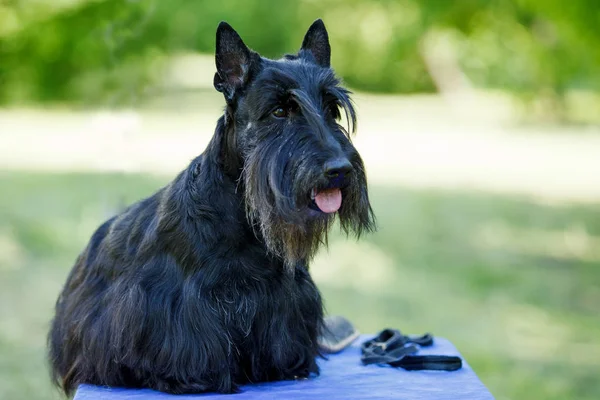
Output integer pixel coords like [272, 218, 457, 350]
[0, 0, 598, 105]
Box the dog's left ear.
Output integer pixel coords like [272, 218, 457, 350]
[300, 19, 331, 68]
[214, 21, 252, 101]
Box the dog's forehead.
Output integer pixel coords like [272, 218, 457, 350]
[256, 57, 334, 91]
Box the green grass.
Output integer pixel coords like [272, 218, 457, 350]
[0, 171, 598, 400]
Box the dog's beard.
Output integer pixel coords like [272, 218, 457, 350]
[242, 144, 375, 269]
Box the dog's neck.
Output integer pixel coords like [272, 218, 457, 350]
[197, 117, 305, 273]
[205, 114, 244, 181]
[196, 116, 265, 246]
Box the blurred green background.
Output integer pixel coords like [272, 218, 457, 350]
[2, 0, 600, 115]
[1, 1, 599, 400]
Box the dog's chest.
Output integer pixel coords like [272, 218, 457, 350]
[209, 260, 319, 334]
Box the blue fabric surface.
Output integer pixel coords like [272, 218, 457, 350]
[74, 335, 494, 400]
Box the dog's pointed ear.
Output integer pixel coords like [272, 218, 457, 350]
[300, 19, 331, 68]
[214, 21, 251, 100]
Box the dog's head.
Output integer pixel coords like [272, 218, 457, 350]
[213, 20, 375, 266]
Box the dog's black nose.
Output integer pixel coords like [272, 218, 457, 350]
[324, 158, 353, 179]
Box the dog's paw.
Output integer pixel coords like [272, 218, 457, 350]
[289, 366, 316, 381]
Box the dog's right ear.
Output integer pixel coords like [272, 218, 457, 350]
[214, 22, 251, 101]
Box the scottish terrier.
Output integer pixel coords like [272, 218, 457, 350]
[48, 19, 375, 395]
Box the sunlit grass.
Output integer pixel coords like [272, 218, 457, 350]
[471, 220, 600, 262]
[0, 171, 599, 400]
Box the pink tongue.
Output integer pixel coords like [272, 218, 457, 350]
[314, 188, 342, 213]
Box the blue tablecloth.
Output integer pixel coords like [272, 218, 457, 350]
[74, 335, 494, 400]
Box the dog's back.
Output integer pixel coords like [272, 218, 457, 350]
[48, 190, 165, 394]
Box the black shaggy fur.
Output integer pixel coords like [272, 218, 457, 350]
[48, 19, 375, 396]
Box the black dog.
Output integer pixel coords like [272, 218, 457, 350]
[48, 19, 374, 396]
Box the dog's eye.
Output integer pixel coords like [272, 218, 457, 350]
[329, 104, 341, 120]
[272, 107, 288, 118]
